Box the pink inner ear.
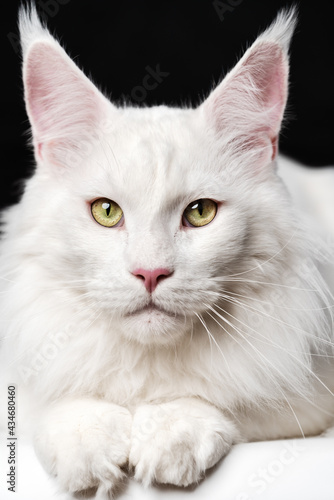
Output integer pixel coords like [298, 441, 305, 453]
[244, 44, 287, 137]
[36, 142, 43, 161]
[207, 40, 288, 158]
[271, 136, 278, 160]
[25, 42, 104, 166]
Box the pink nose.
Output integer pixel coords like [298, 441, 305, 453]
[132, 268, 172, 293]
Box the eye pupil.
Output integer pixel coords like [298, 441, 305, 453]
[197, 201, 203, 216]
[102, 203, 111, 216]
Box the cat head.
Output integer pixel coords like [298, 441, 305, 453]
[18, 6, 295, 346]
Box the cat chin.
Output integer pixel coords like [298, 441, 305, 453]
[119, 308, 188, 346]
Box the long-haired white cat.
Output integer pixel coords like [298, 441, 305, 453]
[0, 4, 333, 496]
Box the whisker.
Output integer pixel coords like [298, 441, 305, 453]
[206, 304, 334, 416]
[216, 288, 334, 313]
[205, 308, 306, 437]
[196, 313, 224, 379]
[196, 312, 242, 422]
[211, 276, 320, 293]
[224, 302, 334, 399]
[225, 231, 297, 278]
[215, 294, 334, 350]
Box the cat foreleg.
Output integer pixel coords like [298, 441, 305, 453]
[129, 397, 240, 487]
[34, 398, 132, 493]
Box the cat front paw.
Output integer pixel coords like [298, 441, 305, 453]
[34, 399, 132, 494]
[129, 398, 239, 487]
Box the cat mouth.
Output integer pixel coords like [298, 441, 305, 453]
[127, 302, 176, 317]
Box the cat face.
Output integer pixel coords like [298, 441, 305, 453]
[18, 8, 292, 345]
[27, 107, 254, 346]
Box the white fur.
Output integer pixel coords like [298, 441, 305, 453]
[0, 5, 333, 495]
[34, 399, 132, 492]
[129, 398, 239, 487]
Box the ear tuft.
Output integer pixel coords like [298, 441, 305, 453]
[19, 4, 54, 58]
[257, 7, 297, 54]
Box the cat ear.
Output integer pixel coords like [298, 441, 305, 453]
[202, 10, 296, 165]
[19, 6, 111, 169]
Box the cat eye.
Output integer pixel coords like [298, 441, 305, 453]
[183, 199, 217, 227]
[91, 198, 123, 227]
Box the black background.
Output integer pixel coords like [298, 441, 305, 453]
[1, 0, 334, 210]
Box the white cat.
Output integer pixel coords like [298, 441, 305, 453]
[0, 5, 333, 496]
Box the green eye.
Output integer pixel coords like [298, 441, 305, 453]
[183, 199, 217, 227]
[91, 198, 123, 227]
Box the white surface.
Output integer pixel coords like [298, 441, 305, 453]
[1, 434, 334, 500]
